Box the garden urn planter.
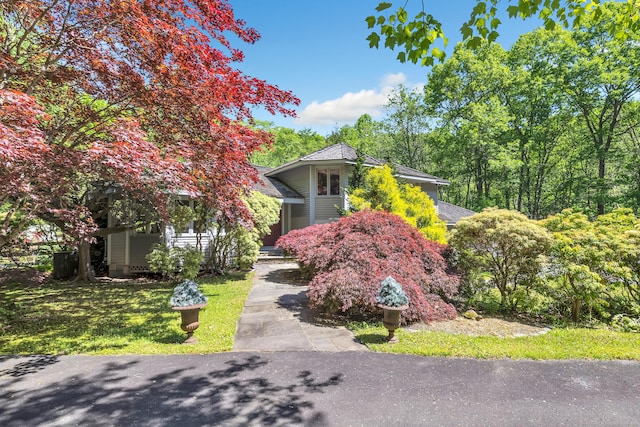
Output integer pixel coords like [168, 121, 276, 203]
[172, 303, 206, 344]
[378, 304, 408, 343]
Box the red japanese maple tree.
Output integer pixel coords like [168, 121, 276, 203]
[0, 1, 298, 280]
[277, 210, 460, 323]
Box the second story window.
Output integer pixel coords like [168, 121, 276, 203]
[317, 168, 340, 196]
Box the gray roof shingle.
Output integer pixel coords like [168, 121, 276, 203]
[438, 201, 476, 225]
[265, 142, 449, 185]
[253, 165, 304, 201]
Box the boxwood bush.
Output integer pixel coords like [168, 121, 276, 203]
[276, 210, 460, 323]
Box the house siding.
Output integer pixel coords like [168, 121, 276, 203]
[110, 232, 127, 265]
[314, 197, 341, 224]
[168, 232, 212, 260]
[420, 182, 439, 206]
[108, 231, 127, 276]
[169, 233, 198, 249]
[278, 166, 310, 229]
[129, 234, 161, 272]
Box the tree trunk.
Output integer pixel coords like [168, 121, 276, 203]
[597, 156, 606, 216]
[75, 240, 96, 282]
[571, 298, 582, 324]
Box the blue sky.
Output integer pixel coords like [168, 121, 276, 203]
[228, 1, 540, 136]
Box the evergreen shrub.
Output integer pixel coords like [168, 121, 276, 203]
[276, 210, 460, 323]
[170, 279, 208, 307]
[377, 276, 409, 307]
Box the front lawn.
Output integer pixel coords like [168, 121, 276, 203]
[349, 322, 640, 360]
[0, 273, 253, 355]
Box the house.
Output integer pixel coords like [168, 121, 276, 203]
[256, 142, 474, 245]
[104, 142, 474, 276]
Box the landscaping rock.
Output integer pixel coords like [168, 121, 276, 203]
[463, 309, 482, 321]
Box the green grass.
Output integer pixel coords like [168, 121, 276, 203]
[349, 322, 640, 360]
[0, 273, 253, 355]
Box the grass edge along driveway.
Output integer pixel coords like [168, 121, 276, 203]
[349, 322, 640, 360]
[3, 270, 640, 360]
[0, 272, 253, 355]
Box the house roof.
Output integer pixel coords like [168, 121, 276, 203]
[265, 143, 382, 175]
[393, 164, 450, 186]
[438, 201, 476, 225]
[253, 165, 304, 203]
[265, 142, 449, 185]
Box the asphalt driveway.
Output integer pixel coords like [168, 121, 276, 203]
[1, 352, 639, 426]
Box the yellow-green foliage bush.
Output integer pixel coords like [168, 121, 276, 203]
[542, 208, 640, 322]
[349, 164, 447, 243]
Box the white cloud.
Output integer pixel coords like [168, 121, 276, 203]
[295, 89, 387, 126]
[295, 72, 418, 127]
[381, 72, 407, 88]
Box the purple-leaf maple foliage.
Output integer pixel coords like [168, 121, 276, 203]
[276, 210, 460, 323]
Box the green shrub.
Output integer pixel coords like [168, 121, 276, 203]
[146, 244, 178, 279]
[175, 245, 203, 280]
[450, 208, 552, 313]
[542, 208, 640, 323]
[610, 314, 640, 333]
[206, 191, 281, 272]
[146, 243, 202, 280]
[349, 164, 447, 243]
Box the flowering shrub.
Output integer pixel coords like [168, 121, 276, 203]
[170, 279, 208, 307]
[276, 210, 460, 323]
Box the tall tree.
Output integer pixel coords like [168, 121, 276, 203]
[0, 0, 298, 280]
[423, 5, 640, 217]
[0, 90, 50, 250]
[544, 5, 640, 214]
[382, 85, 431, 171]
[325, 114, 384, 155]
[504, 29, 573, 218]
[425, 42, 512, 211]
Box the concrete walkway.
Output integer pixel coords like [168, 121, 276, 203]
[232, 262, 367, 352]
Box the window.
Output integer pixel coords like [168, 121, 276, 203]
[317, 168, 340, 196]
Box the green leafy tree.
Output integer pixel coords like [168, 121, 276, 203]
[349, 164, 447, 243]
[325, 114, 384, 154]
[504, 31, 574, 218]
[618, 103, 640, 210]
[423, 5, 640, 216]
[449, 208, 552, 312]
[532, 6, 640, 214]
[382, 85, 432, 172]
[366, 0, 640, 66]
[425, 42, 513, 211]
[251, 122, 327, 167]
